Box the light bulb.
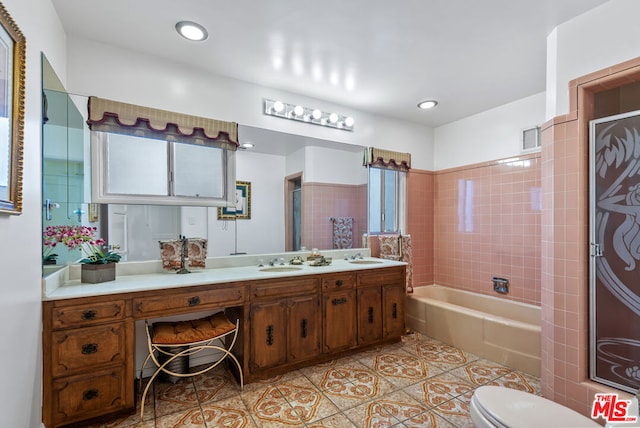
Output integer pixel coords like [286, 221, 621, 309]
[329, 113, 339, 124]
[175, 21, 208, 41]
[417, 100, 438, 110]
[273, 101, 284, 113]
[294, 105, 304, 116]
[344, 117, 354, 127]
[312, 109, 322, 120]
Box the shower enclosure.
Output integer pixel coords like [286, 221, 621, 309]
[590, 110, 640, 394]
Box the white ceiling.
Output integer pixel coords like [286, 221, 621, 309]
[52, 0, 608, 128]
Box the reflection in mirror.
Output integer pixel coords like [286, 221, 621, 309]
[41, 57, 368, 273]
[42, 55, 92, 274]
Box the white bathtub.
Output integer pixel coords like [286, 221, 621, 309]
[406, 285, 541, 376]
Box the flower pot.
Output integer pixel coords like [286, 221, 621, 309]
[81, 263, 116, 284]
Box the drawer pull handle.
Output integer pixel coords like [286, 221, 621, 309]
[81, 343, 98, 355]
[188, 296, 200, 306]
[368, 307, 374, 323]
[332, 297, 347, 306]
[83, 389, 99, 401]
[266, 325, 274, 346]
[81, 310, 97, 320]
[392, 303, 398, 319]
[335, 280, 343, 286]
[301, 319, 308, 338]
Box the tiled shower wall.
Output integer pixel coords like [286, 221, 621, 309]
[540, 57, 640, 416]
[302, 182, 367, 251]
[407, 170, 435, 286]
[431, 154, 542, 306]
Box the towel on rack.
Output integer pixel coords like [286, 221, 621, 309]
[377, 234, 413, 294]
[159, 239, 182, 271]
[187, 238, 207, 269]
[159, 238, 208, 270]
[331, 217, 353, 249]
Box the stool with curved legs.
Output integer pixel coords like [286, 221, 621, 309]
[138, 312, 243, 419]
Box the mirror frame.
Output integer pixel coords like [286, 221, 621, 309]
[0, 3, 25, 215]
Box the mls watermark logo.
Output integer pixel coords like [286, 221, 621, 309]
[591, 393, 638, 423]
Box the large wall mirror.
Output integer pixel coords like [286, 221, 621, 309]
[42, 56, 368, 275]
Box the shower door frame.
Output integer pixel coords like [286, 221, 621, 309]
[589, 109, 640, 394]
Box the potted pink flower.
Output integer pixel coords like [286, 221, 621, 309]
[43, 225, 121, 283]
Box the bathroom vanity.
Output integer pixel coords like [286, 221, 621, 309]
[41, 255, 406, 427]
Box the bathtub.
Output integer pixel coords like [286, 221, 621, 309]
[406, 285, 541, 376]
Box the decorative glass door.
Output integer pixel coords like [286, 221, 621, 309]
[590, 111, 640, 394]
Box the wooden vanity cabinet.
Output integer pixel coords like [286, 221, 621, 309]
[322, 273, 357, 353]
[249, 277, 321, 373]
[358, 266, 406, 342]
[43, 297, 134, 428]
[42, 265, 406, 426]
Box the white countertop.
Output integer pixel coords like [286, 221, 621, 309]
[43, 250, 405, 301]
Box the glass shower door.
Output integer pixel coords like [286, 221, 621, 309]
[590, 110, 640, 394]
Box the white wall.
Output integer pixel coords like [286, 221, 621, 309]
[304, 146, 367, 184]
[205, 151, 286, 256]
[433, 92, 545, 170]
[233, 151, 286, 254]
[0, 1, 66, 427]
[546, 0, 640, 118]
[65, 38, 435, 171]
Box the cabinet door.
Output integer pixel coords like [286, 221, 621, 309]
[357, 286, 382, 345]
[288, 295, 321, 362]
[383, 284, 405, 339]
[250, 300, 287, 370]
[323, 290, 357, 353]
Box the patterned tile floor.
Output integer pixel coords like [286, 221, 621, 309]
[88, 332, 541, 428]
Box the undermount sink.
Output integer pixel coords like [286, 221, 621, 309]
[349, 260, 384, 264]
[259, 266, 303, 272]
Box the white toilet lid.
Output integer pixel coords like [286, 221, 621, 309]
[472, 386, 600, 428]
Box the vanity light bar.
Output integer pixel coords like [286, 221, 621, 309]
[263, 99, 354, 132]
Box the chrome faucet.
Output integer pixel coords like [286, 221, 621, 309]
[351, 252, 362, 260]
[268, 258, 279, 266]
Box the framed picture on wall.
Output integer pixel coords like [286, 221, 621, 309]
[217, 181, 251, 220]
[0, 3, 25, 215]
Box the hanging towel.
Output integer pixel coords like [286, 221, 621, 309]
[331, 217, 353, 249]
[378, 234, 401, 261]
[377, 234, 413, 294]
[159, 238, 208, 270]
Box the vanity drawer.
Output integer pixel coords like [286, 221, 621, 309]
[251, 277, 319, 300]
[52, 300, 125, 329]
[133, 286, 245, 317]
[358, 267, 405, 286]
[51, 366, 129, 426]
[51, 322, 126, 377]
[321, 273, 356, 292]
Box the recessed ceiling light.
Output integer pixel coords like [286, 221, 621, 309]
[417, 100, 438, 110]
[175, 21, 208, 41]
[241, 142, 254, 149]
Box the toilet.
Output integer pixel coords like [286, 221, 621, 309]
[470, 386, 600, 428]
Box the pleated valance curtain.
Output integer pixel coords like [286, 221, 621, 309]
[363, 147, 411, 171]
[86, 97, 239, 151]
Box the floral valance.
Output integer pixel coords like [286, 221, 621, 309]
[363, 147, 411, 171]
[87, 96, 239, 151]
